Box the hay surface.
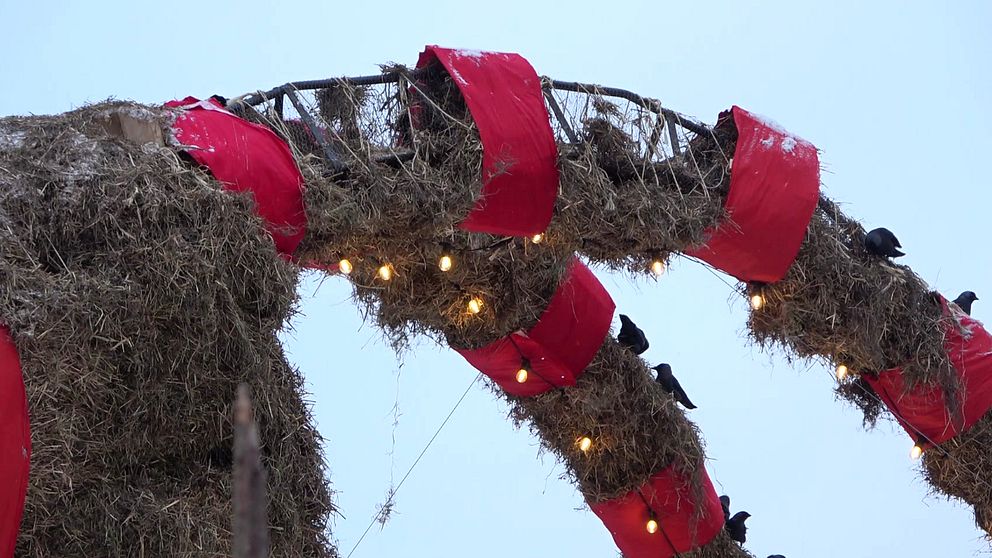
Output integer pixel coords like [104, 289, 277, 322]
[923, 412, 992, 538]
[749, 205, 954, 415]
[0, 104, 335, 557]
[552, 119, 731, 271]
[509, 339, 704, 502]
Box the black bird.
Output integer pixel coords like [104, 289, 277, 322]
[953, 291, 979, 316]
[652, 363, 697, 410]
[864, 227, 905, 258]
[725, 511, 751, 545]
[209, 94, 228, 107]
[719, 495, 731, 521]
[768, 555, 786, 558]
[617, 314, 649, 355]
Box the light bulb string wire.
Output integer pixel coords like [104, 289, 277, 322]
[829, 366, 992, 497]
[506, 334, 558, 388]
[677, 255, 741, 293]
[830, 367, 944, 458]
[345, 372, 482, 558]
[872, 381, 940, 448]
[635, 489, 683, 557]
[684, 252, 988, 484]
[681, 255, 992, 506]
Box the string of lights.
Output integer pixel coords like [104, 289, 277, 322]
[635, 489, 683, 557]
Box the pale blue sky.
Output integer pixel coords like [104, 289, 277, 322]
[2, 2, 990, 557]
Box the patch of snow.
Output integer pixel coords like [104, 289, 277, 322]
[140, 142, 166, 156]
[749, 110, 813, 154]
[748, 110, 793, 137]
[447, 64, 470, 87]
[166, 126, 183, 148]
[760, 136, 775, 148]
[0, 129, 26, 150]
[102, 104, 161, 122]
[446, 49, 515, 84]
[59, 131, 103, 182]
[455, 49, 489, 59]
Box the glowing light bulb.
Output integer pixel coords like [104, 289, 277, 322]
[650, 259, 665, 277]
[835, 364, 849, 381]
[911, 443, 923, 460]
[467, 297, 484, 314]
[577, 436, 592, 453]
[377, 264, 393, 281]
[531, 233, 544, 244]
[438, 254, 453, 272]
[749, 294, 765, 310]
[338, 258, 353, 275]
[515, 358, 531, 383]
[646, 518, 659, 534]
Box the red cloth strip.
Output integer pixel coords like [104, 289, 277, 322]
[416, 46, 560, 237]
[0, 327, 29, 558]
[865, 295, 992, 445]
[589, 463, 724, 558]
[454, 259, 614, 396]
[687, 106, 820, 283]
[167, 97, 308, 259]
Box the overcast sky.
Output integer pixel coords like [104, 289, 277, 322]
[2, 1, 990, 557]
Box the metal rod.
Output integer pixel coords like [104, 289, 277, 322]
[236, 68, 433, 108]
[545, 79, 711, 137]
[283, 87, 347, 174]
[667, 117, 682, 156]
[373, 149, 415, 165]
[234, 69, 712, 140]
[542, 89, 580, 144]
[230, 64, 718, 174]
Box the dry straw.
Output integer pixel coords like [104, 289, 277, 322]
[0, 104, 334, 556]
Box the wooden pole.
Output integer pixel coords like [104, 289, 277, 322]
[232, 384, 269, 558]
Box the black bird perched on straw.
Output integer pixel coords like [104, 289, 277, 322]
[719, 495, 731, 521]
[726, 511, 751, 545]
[617, 314, 649, 355]
[768, 555, 786, 558]
[953, 291, 979, 316]
[864, 227, 904, 258]
[652, 363, 696, 409]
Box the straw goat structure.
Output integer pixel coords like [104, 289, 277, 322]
[0, 55, 985, 557]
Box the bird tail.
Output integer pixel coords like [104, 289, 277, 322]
[891, 248, 905, 257]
